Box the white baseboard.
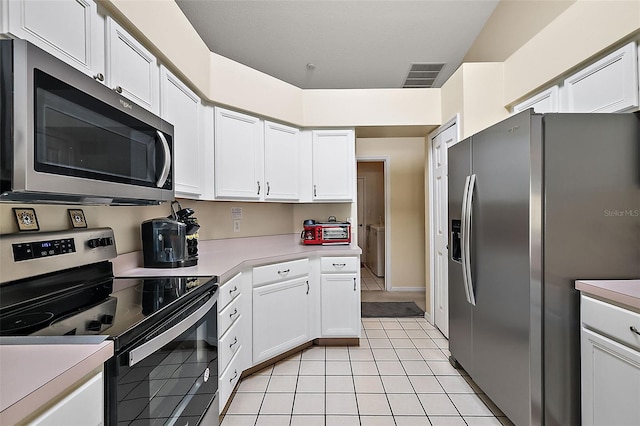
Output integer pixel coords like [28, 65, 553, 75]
[423, 311, 432, 323]
[388, 287, 426, 292]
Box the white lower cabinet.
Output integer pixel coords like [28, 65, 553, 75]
[320, 257, 361, 337]
[253, 276, 310, 363]
[580, 295, 640, 425]
[218, 272, 250, 413]
[31, 371, 104, 426]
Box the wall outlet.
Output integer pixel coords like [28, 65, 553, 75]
[233, 220, 241, 232]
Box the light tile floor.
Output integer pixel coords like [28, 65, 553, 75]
[361, 265, 385, 291]
[221, 317, 514, 426]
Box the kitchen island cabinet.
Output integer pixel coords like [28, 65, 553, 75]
[576, 279, 640, 426]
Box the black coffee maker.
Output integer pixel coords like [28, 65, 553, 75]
[170, 201, 200, 266]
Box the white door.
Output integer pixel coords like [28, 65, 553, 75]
[357, 177, 366, 263]
[160, 66, 202, 198]
[432, 124, 457, 338]
[321, 274, 360, 337]
[312, 130, 355, 201]
[252, 277, 310, 363]
[214, 107, 264, 200]
[264, 121, 300, 201]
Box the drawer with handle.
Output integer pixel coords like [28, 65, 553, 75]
[219, 272, 242, 310]
[321, 256, 359, 273]
[219, 348, 242, 411]
[253, 258, 309, 287]
[219, 318, 243, 372]
[218, 293, 242, 338]
[581, 295, 640, 351]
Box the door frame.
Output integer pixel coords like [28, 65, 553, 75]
[356, 156, 391, 290]
[357, 176, 367, 263]
[427, 114, 459, 325]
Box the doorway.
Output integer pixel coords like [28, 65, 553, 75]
[356, 161, 386, 291]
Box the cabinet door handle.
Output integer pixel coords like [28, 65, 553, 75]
[631, 326, 640, 335]
[230, 369, 238, 383]
[277, 269, 290, 275]
[306, 280, 309, 295]
[93, 73, 104, 82]
[266, 182, 270, 196]
[257, 181, 261, 195]
[353, 277, 356, 291]
[229, 336, 238, 349]
[313, 185, 317, 197]
[333, 263, 346, 268]
[113, 85, 123, 94]
[229, 286, 238, 295]
[229, 308, 239, 319]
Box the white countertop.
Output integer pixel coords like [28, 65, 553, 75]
[114, 233, 362, 282]
[0, 340, 113, 425]
[576, 279, 640, 310]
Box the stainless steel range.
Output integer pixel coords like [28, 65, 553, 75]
[0, 228, 219, 425]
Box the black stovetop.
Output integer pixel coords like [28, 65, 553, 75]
[0, 261, 217, 352]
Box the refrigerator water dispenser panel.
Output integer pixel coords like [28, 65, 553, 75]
[451, 220, 462, 262]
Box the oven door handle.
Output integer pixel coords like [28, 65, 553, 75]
[129, 292, 216, 367]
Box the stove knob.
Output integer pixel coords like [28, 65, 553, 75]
[87, 320, 102, 332]
[99, 237, 114, 247]
[87, 238, 101, 248]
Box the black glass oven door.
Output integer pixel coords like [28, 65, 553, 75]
[108, 292, 218, 425]
[34, 69, 172, 190]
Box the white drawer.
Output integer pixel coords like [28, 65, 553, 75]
[253, 258, 309, 287]
[219, 349, 242, 412]
[219, 273, 242, 310]
[321, 256, 359, 273]
[218, 293, 243, 337]
[219, 318, 243, 372]
[581, 295, 640, 351]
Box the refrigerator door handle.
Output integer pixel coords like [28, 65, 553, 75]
[460, 175, 472, 305]
[465, 173, 477, 306]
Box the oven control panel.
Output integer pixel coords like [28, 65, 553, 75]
[1, 227, 117, 284]
[13, 238, 76, 262]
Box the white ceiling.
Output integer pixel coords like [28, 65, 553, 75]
[175, 0, 500, 90]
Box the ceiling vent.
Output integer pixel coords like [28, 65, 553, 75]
[403, 63, 444, 88]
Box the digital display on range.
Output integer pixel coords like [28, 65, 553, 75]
[12, 238, 76, 262]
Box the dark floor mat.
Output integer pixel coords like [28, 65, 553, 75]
[361, 302, 425, 318]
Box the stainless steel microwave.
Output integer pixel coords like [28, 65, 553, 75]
[0, 39, 174, 205]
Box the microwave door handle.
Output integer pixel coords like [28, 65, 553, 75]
[156, 130, 171, 188]
[128, 293, 215, 366]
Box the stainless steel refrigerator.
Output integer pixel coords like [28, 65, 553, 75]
[448, 110, 640, 425]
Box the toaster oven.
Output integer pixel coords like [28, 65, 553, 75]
[301, 221, 351, 245]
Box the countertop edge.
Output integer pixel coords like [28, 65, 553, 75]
[575, 279, 640, 311]
[114, 234, 362, 281]
[0, 341, 113, 425]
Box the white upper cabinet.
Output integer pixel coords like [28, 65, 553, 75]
[105, 17, 159, 114]
[160, 66, 202, 198]
[3, 0, 103, 78]
[264, 121, 300, 201]
[513, 86, 559, 113]
[214, 107, 264, 200]
[312, 129, 355, 202]
[563, 42, 639, 113]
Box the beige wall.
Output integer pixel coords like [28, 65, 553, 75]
[0, 201, 354, 255]
[356, 138, 426, 290]
[503, 0, 640, 106]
